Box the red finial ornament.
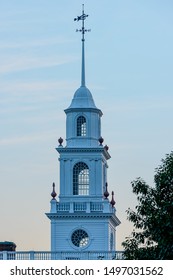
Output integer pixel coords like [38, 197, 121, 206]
[104, 145, 109, 151]
[98, 136, 104, 146]
[104, 182, 109, 199]
[110, 191, 116, 207]
[51, 182, 57, 199]
[58, 137, 63, 146]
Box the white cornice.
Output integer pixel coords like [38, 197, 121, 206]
[56, 147, 111, 159]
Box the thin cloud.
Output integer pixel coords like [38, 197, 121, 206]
[1, 80, 76, 94]
[0, 130, 57, 146]
[102, 96, 173, 114]
[0, 37, 75, 50]
[0, 54, 78, 74]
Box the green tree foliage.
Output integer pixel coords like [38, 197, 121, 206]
[122, 152, 173, 259]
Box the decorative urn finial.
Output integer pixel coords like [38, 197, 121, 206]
[104, 144, 109, 151]
[58, 137, 63, 146]
[98, 136, 104, 146]
[51, 182, 57, 199]
[110, 191, 116, 207]
[104, 182, 109, 199]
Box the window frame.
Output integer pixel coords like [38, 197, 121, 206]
[73, 162, 89, 195]
[76, 116, 87, 137]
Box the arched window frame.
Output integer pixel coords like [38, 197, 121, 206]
[76, 115, 87, 137]
[73, 162, 89, 195]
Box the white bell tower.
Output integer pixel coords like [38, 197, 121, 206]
[46, 5, 120, 258]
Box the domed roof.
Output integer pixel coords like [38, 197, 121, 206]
[67, 85, 98, 109]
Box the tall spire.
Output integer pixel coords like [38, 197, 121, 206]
[74, 4, 90, 87]
[67, 5, 99, 110]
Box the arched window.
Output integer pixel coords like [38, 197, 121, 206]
[73, 162, 89, 195]
[77, 116, 86, 136]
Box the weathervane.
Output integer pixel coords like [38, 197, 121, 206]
[74, 4, 91, 41]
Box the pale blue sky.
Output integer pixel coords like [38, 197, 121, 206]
[0, 0, 173, 251]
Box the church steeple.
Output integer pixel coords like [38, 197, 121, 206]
[46, 6, 120, 257]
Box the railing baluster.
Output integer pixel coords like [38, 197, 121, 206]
[0, 250, 124, 260]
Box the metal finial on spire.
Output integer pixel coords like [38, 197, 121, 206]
[74, 4, 90, 42]
[74, 4, 91, 87]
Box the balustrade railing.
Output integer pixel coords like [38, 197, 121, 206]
[90, 202, 103, 212]
[57, 203, 70, 211]
[0, 251, 124, 260]
[74, 202, 86, 211]
[56, 201, 112, 213]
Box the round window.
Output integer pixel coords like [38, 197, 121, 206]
[71, 229, 89, 247]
